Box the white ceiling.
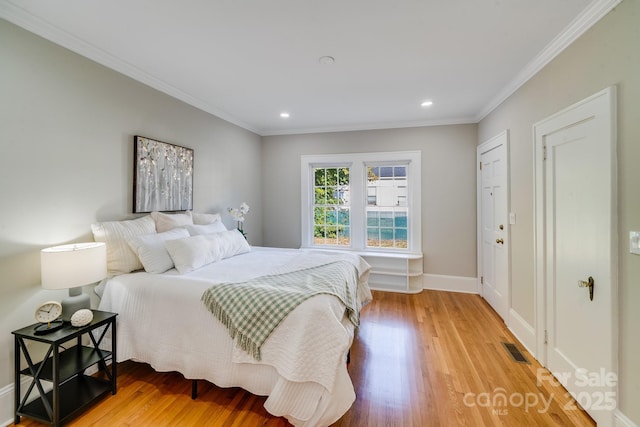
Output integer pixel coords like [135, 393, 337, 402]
[0, 0, 615, 136]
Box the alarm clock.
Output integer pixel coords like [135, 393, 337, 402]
[34, 301, 64, 335]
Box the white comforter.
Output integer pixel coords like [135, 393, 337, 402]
[97, 247, 372, 426]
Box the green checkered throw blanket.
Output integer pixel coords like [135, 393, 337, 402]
[201, 260, 360, 361]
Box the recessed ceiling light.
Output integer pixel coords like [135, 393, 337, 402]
[280, 112, 290, 118]
[318, 56, 335, 65]
[421, 100, 433, 107]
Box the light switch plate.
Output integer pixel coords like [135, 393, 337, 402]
[509, 212, 516, 225]
[630, 231, 640, 255]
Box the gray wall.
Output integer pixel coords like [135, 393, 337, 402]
[262, 124, 478, 277]
[0, 19, 262, 390]
[478, 0, 640, 422]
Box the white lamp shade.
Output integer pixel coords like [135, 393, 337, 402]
[41, 242, 107, 290]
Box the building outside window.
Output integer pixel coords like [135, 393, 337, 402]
[366, 165, 408, 249]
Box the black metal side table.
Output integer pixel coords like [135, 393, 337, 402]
[12, 310, 117, 426]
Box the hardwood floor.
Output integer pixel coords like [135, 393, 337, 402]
[14, 290, 595, 426]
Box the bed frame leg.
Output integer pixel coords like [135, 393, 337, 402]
[192, 380, 198, 399]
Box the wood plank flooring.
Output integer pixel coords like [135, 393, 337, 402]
[13, 290, 595, 426]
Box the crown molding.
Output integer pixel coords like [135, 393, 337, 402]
[260, 116, 477, 137]
[0, 0, 259, 135]
[0, 0, 622, 136]
[475, 0, 623, 122]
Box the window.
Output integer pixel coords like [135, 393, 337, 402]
[366, 165, 408, 249]
[313, 167, 350, 246]
[301, 151, 421, 254]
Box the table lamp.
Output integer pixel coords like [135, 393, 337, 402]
[41, 242, 107, 322]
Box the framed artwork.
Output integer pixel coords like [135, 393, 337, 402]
[133, 135, 193, 213]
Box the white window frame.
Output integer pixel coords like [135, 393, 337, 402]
[301, 150, 421, 254]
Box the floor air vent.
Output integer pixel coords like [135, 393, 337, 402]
[501, 342, 530, 364]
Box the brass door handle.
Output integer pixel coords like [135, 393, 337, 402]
[578, 276, 595, 301]
[496, 238, 504, 244]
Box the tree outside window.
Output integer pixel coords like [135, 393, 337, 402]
[313, 167, 350, 246]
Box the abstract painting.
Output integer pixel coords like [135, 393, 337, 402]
[133, 135, 193, 213]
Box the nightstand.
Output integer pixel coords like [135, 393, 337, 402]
[12, 310, 117, 426]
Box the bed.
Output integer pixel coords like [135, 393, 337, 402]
[92, 213, 372, 427]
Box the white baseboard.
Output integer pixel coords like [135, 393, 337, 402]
[616, 409, 639, 427]
[0, 381, 13, 427]
[423, 274, 478, 294]
[0, 376, 36, 427]
[506, 308, 537, 359]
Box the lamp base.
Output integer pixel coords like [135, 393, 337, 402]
[61, 287, 90, 322]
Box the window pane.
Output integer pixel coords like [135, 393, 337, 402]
[338, 226, 350, 246]
[314, 226, 325, 245]
[326, 168, 338, 185]
[395, 211, 407, 227]
[365, 162, 409, 250]
[312, 166, 350, 247]
[326, 208, 337, 225]
[380, 166, 392, 178]
[314, 207, 325, 225]
[338, 208, 350, 225]
[380, 228, 394, 247]
[380, 211, 393, 227]
[338, 168, 349, 185]
[337, 187, 349, 205]
[395, 228, 408, 248]
[367, 211, 379, 226]
[367, 228, 380, 247]
[326, 226, 337, 242]
[368, 166, 379, 181]
[314, 188, 326, 205]
[394, 166, 406, 177]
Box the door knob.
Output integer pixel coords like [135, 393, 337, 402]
[499, 224, 504, 230]
[496, 238, 504, 244]
[578, 276, 595, 301]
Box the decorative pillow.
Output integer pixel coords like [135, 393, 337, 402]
[151, 211, 193, 232]
[164, 235, 216, 274]
[91, 215, 156, 275]
[204, 229, 251, 260]
[192, 212, 222, 225]
[126, 228, 190, 273]
[185, 222, 227, 236]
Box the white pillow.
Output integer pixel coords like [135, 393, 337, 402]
[91, 215, 156, 275]
[126, 228, 190, 273]
[204, 229, 251, 260]
[164, 235, 216, 274]
[185, 222, 227, 236]
[192, 212, 222, 225]
[151, 211, 193, 232]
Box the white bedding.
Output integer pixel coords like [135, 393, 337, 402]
[97, 247, 372, 426]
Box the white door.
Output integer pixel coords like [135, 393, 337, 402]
[534, 87, 617, 426]
[477, 131, 509, 320]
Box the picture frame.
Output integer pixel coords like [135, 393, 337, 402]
[133, 135, 193, 213]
